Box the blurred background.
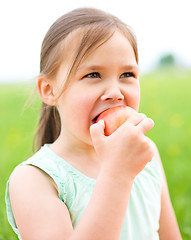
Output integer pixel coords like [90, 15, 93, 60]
[0, 0, 191, 82]
[0, 0, 191, 239]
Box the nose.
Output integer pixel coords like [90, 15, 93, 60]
[100, 84, 124, 102]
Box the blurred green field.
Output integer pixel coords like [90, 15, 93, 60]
[0, 68, 191, 239]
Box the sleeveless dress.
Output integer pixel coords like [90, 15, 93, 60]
[5, 144, 162, 240]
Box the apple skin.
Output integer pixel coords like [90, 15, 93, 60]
[96, 105, 137, 136]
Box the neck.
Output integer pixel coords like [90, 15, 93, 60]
[49, 131, 100, 179]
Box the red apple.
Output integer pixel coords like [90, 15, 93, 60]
[96, 105, 136, 136]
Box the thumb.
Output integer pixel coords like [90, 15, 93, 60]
[90, 120, 105, 147]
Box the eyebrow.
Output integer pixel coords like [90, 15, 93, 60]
[121, 64, 139, 71]
[77, 64, 139, 72]
[77, 65, 104, 72]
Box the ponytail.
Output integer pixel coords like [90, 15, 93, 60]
[33, 102, 61, 151]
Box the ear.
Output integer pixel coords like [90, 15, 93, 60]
[37, 75, 57, 106]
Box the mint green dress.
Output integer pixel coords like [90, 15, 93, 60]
[5, 144, 162, 240]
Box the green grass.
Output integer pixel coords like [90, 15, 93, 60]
[0, 84, 40, 239]
[0, 68, 191, 239]
[139, 68, 191, 239]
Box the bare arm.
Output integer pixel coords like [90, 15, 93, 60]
[150, 141, 182, 240]
[9, 165, 73, 240]
[9, 114, 154, 240]
[10, 163, 133, 240]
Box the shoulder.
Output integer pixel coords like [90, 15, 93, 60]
[149, 139, 161, 165]
[9, 165, 58, 200]
[9, 145, 66, 194]
[8, 165, 73, 239]
[149, 139, 165, 184]
[148, 142, 182, 238]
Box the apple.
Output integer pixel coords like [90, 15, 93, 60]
[96, 105, 136, 136]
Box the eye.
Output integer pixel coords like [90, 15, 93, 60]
[83, 72, 101, 79]
[120, 72, 135, 78]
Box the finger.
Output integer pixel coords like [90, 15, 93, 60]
[90, 120, 105, 146]
[124, 113, 147, 126]
[136, 118, 154, 134]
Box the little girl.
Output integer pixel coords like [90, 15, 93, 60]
[6, 7, 182, 240]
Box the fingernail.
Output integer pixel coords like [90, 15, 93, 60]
[98, 119, 105, 126]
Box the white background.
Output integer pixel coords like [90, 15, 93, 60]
[0, 0, 191, 82]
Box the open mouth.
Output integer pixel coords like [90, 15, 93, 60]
[92, 114, 101, 124]
[92, 108, 109, 124]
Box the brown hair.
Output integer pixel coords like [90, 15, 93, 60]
[34, 7, 139, 151]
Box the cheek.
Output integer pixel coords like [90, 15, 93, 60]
[71, 94, 93, 115]
[61, 91, 94, 129]
[125, 84, 140, 111]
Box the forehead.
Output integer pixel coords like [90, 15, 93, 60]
[56, 27, 113, 76]
[78, 30, 137, 69]
[61, 26, 135, 63]
[55, 28, 137, 89]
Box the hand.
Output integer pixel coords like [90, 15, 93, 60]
[90, 113, 154, 181]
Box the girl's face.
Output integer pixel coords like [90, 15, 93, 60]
[55, 30, 140, 147]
